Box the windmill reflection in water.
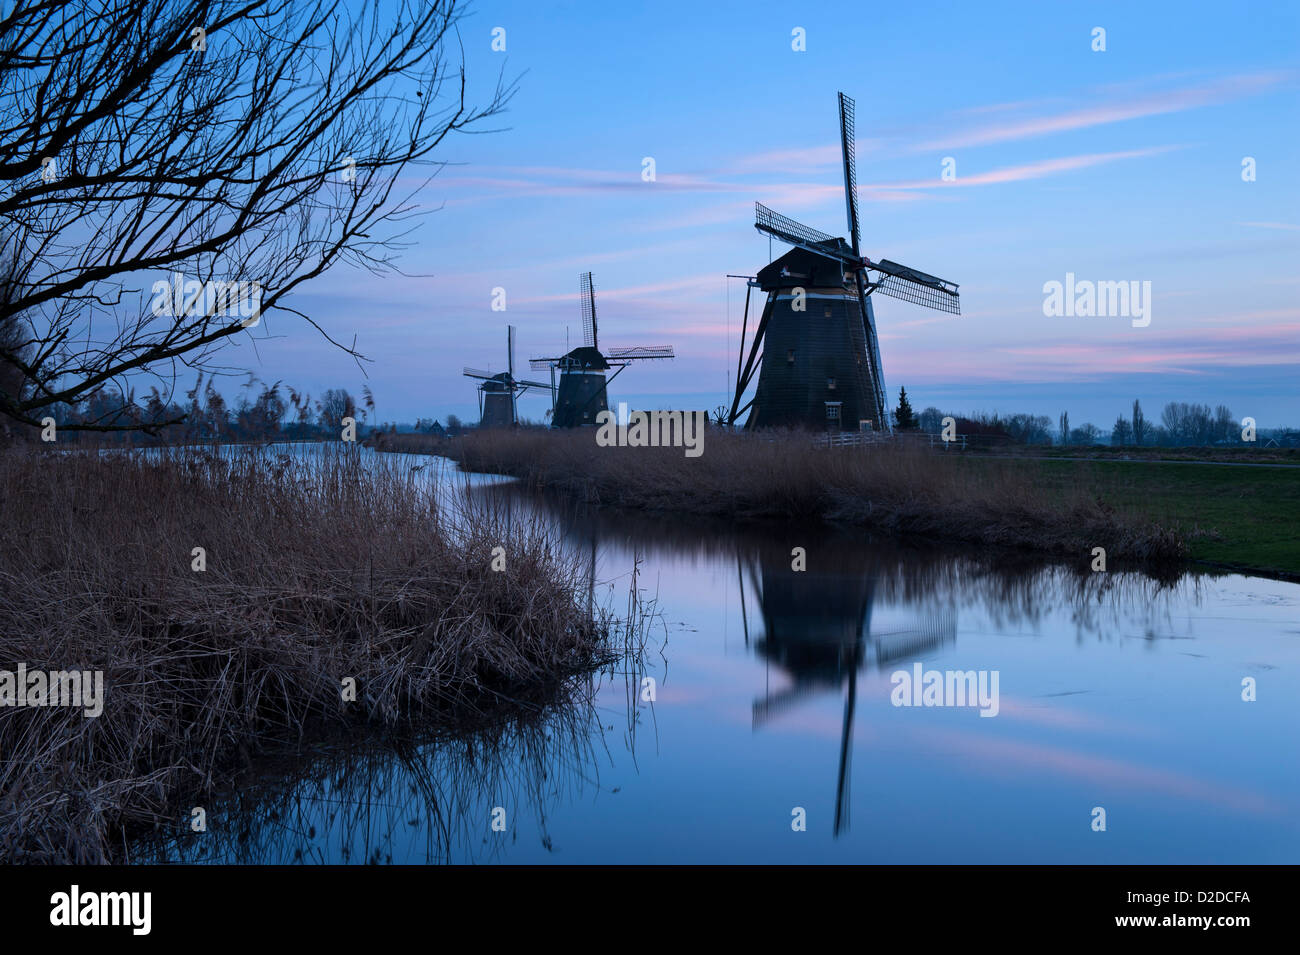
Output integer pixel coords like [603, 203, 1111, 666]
[740, 543, 956, 836]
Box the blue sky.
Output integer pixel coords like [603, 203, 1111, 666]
[242, 0, 1300, 429]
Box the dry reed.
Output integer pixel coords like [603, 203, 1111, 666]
[448, 428, 1187, 563]
[0, 444, 608, 863]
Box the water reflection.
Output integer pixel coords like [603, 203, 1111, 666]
[138, 453, 1300, 863]
[140, 667, 640, 864]
[742, 538, 956, 836]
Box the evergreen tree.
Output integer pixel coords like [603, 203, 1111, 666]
[894, 387, 917, 430]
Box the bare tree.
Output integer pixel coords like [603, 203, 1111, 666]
[315, 386, 353, 434]
[1111, 415, 1132, 446]
[0, 0, 511, 431]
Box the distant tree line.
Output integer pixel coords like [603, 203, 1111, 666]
[0, 374, 475, 446]
[896, 388, 1298, 448]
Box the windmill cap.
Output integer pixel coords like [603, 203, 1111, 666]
[561, 345, 609, 370]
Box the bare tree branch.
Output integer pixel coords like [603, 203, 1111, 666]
[0, 0, 513, 430]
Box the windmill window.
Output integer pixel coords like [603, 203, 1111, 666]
[825, 402, 842, 421]
[786, 349, 795, 364]
[823, 306, 832, 318]
[826, 377, 836, 391]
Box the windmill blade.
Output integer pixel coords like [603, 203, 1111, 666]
[755, 203, 855, 263]
[516, 379, 552, 392]
[529, 356, 560, 369]
[838, 92, 861, 255]
[868, 259, 961, 314]
[463, 366, 495, 380]
[606, 345, 675, 359]
[507, 325, 515, 378]
[579, 271, 597, 349]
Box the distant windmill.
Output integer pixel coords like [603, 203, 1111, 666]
[529, 271, 675, 428]
[462, 325, 551, 427]
[728, 92, 961, 434]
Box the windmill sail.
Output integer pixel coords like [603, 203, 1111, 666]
[580, 271, 597, 349]
[869, 259, 961, 314]
[606, 345, 675, 359]
[755, 203, 849, 261]
[838, 92, 861, 255]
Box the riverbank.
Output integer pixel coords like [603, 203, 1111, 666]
[0, 446, 611, 863]
[436, 429, 1188, 569]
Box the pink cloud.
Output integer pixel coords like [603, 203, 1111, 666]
[887, 147, 1181, 189]
[917, 71, 1290, 151]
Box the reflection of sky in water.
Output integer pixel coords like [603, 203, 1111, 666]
[146, 450, 1300, 864]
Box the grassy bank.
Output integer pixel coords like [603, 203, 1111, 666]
[0, 446, 609, 863]
[444, 429, 1187, 567]
[1024, 457, 1300, 577]
[993, 444, 1300, 465]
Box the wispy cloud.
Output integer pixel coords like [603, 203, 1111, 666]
[917, 71, 1290, 151]
[885, 146, 1181, 190]
[439, 144, 1175, 230]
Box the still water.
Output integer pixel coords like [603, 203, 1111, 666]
[148, 447, 1300, 864]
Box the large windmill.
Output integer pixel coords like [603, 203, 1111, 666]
[530, 271, 675, 428]
[462, 325, 551, 427]
[727, 92, 960, 434]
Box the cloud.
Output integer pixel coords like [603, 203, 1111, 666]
[917, 71, 1290, 151]
[898, 146, 1182, 188]
[433, 143, 1178, 214]
[725, 141, 874, 175]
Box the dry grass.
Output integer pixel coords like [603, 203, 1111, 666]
[448, 428, 1186, 563]
[0, 445, 608, 863]
[367, 431, 453, 455]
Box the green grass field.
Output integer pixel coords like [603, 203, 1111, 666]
[1025, 458, 1300, 578]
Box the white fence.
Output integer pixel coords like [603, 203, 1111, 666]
[810, 430, 967, 450]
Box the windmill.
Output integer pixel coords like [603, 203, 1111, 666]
[462, 325, 551, 427]
[727, 92, 960, 434]
[529, 271, 675, 428]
